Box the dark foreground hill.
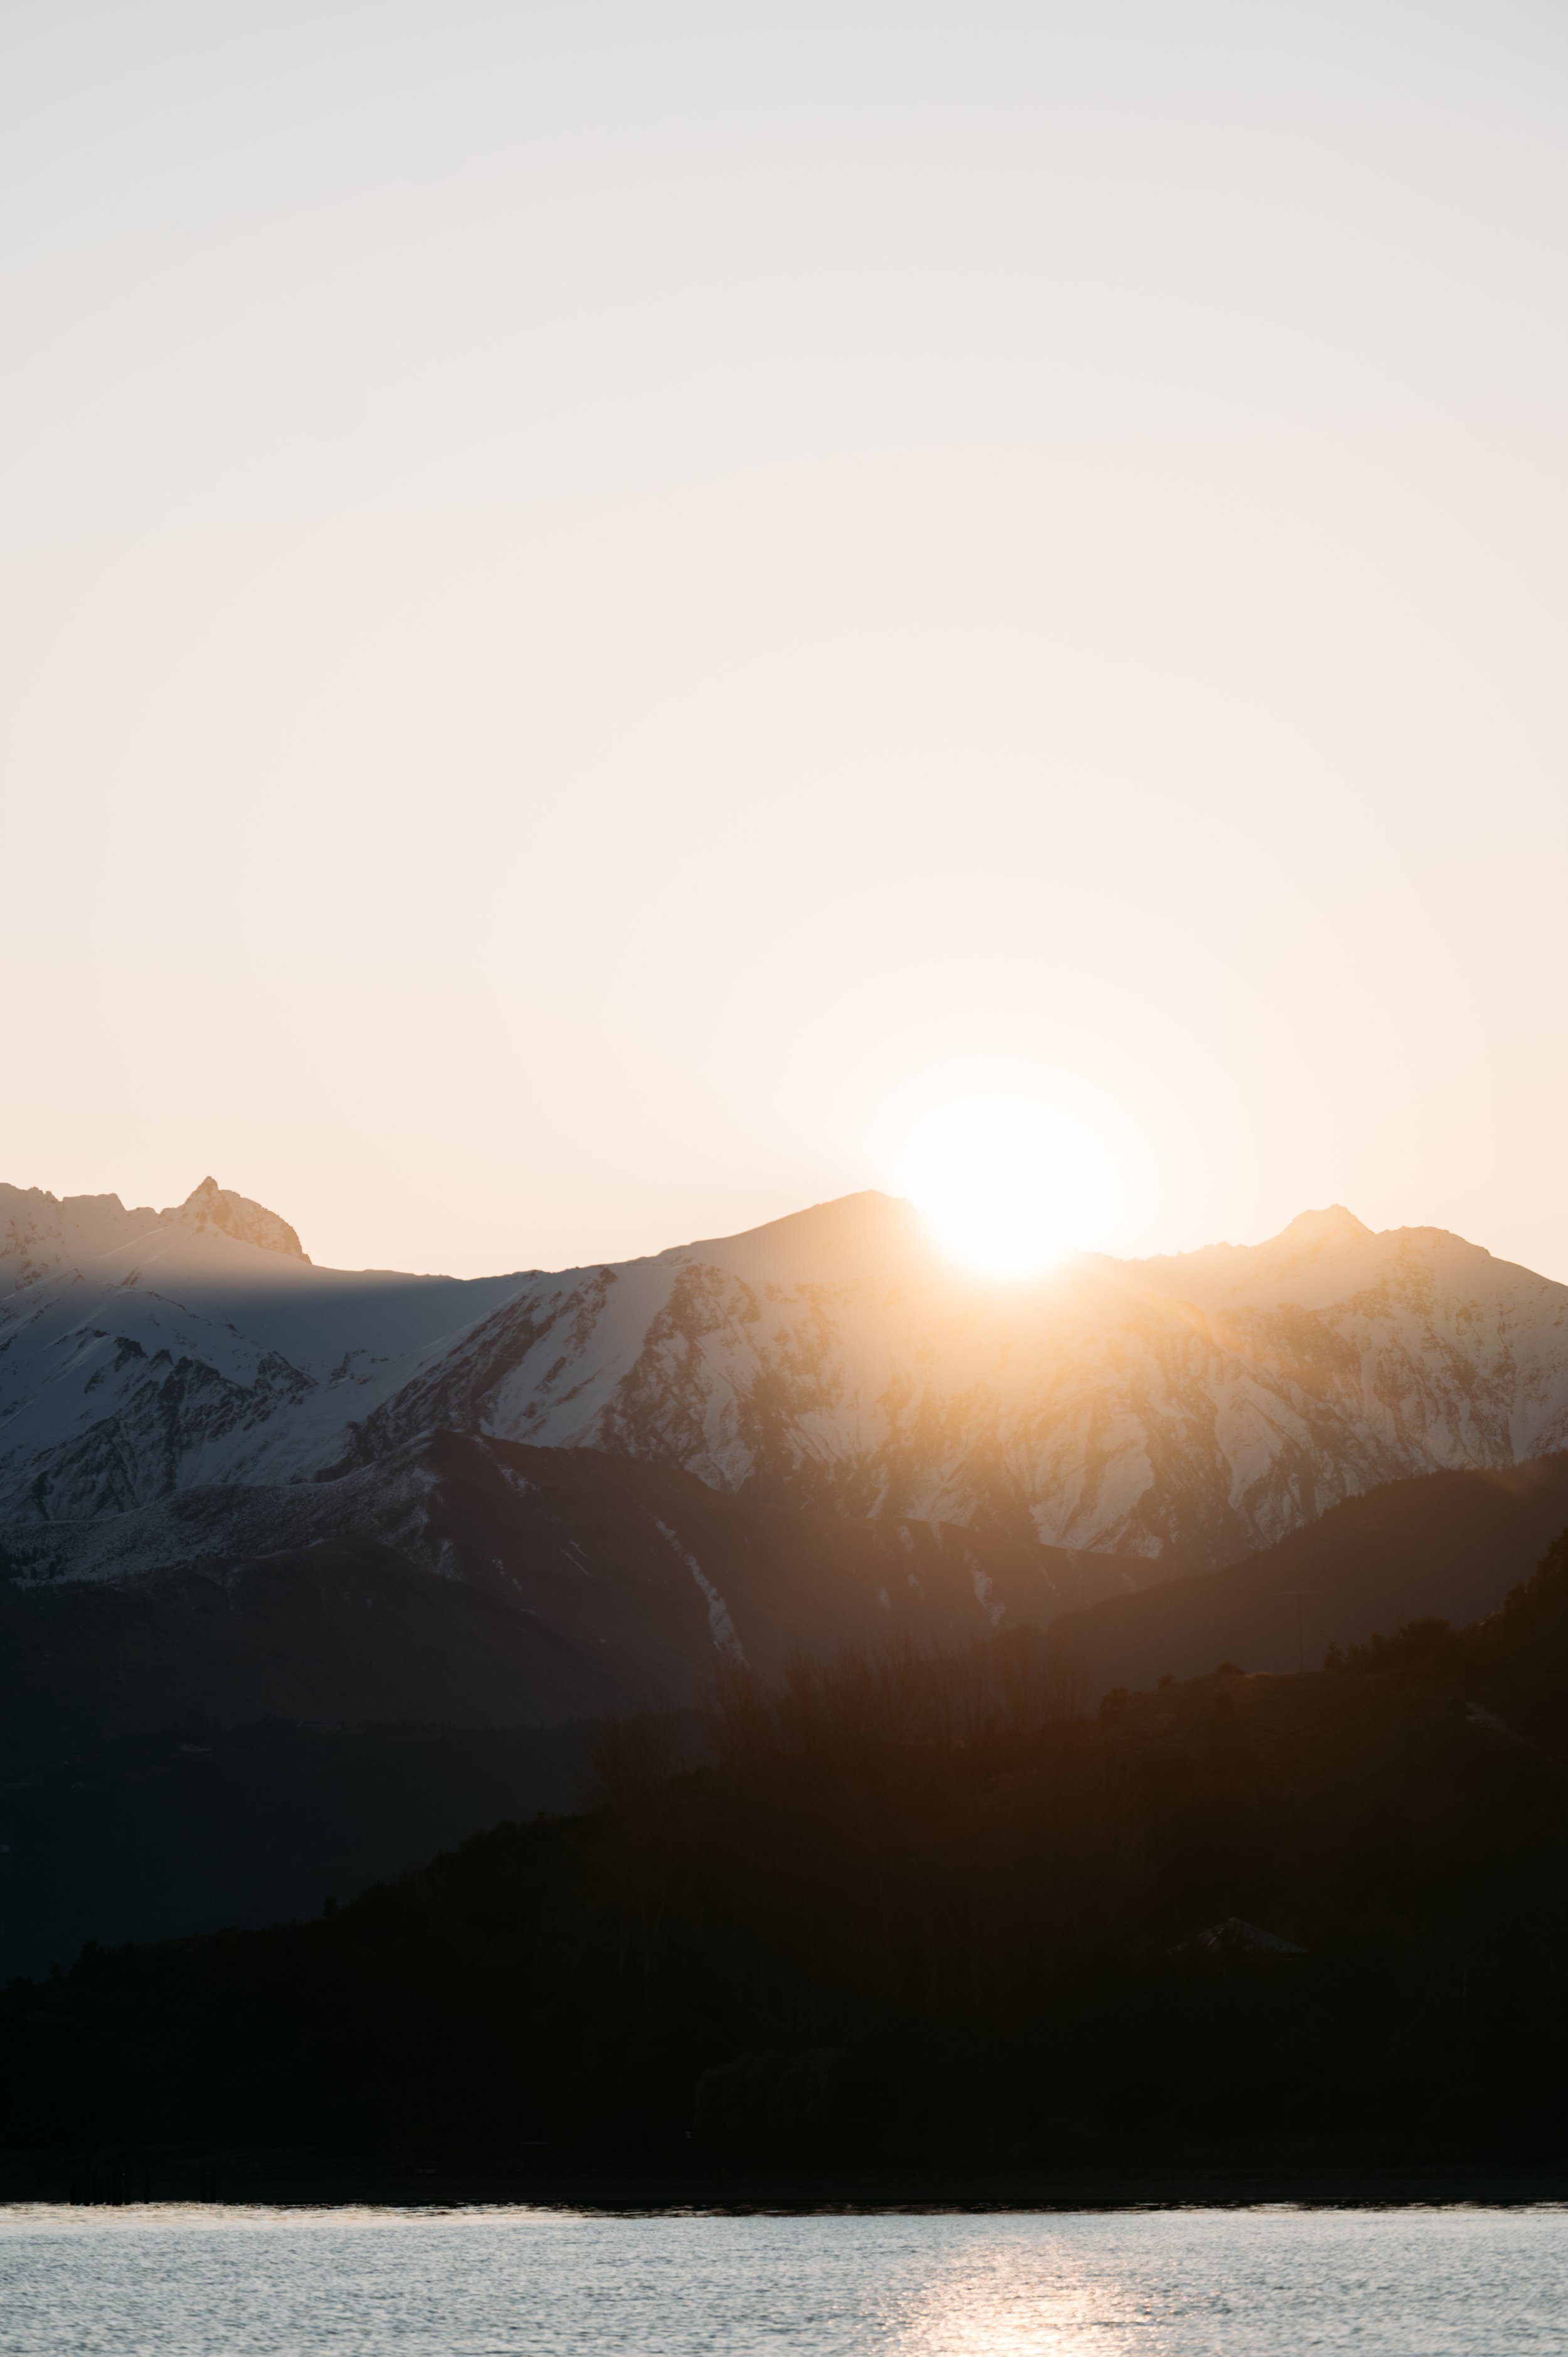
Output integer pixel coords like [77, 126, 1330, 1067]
[0, 1434, 1153, 1979]
[0, 1719, 607, 1984]
[0, 1431, 1160, 1773]
[6, 1450, 1560, 1986]
[1051, 1453, 1568, 1701]
[8, 1527, 1568, 2196]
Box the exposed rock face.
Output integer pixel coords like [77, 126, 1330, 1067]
[0, 1180, 528, 1520]
[169, 1177, 309, 1261]
[0, 1184, 166, 1279]
[3, 1182, 1567, 1569]
[0, 1177, 307, 1274]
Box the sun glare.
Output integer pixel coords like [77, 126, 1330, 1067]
[902, 1100, 1098, 1279]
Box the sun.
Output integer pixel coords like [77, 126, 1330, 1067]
[901, 1099, 1095, 1279]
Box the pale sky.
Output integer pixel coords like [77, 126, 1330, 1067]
[4, 1, 1567, 1279]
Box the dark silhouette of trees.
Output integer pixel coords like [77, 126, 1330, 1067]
[8, 1544, 1568, 2181]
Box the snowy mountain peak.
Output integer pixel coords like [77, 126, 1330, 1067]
[166, 1178, 309, 1263]
[685, 1190, 937, 1288]
[4, 1179, 1568, 1571]
[1278, 1204, 1371, 1241]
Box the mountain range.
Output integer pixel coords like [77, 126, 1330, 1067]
[8, 1170, 1568, 1978]
[6, 1175, 1568, 1564]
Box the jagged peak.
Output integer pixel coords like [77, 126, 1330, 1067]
[167, 1177, 309, 1263]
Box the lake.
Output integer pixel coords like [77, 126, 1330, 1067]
[2, 2203, 1565, 2354]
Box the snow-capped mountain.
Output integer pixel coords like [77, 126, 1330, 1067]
[5, 1178, 1568, 1566]
[0, 1178, 532, 1519]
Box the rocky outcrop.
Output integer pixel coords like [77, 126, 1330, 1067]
[167, 1177, 309, 1261]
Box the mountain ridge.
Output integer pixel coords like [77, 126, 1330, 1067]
[1047, 1450, 1568, 1698]
[5, 1175, 1568, 1568]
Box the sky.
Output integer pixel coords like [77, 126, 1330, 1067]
[4, 0, 1566, 1280]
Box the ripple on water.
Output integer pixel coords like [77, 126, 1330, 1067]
[2, 2202, 1567, 2356]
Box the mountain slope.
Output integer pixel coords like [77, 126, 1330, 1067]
[328, 1196, 1568, 1563]
[6, 1178, 1568, 1567]
[1047, 1451, 1568, 1699]
[0, 1719, 601, 1984]
[0, 1431, 1160, 1769]
[0, 1180, 532, 1515]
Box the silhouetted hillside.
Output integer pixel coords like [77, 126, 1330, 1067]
[0, 1434, 1154, 1979]
[0, 1433, 1159, 1773]
[9, 1452, 1564, 1992]
[8, 1525, 1568, 2188]
[0, 1717, 612, 1984]
[1049, 1454, 1568, 1700]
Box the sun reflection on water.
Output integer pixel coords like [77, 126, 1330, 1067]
[888, 2244, 1159, 2356]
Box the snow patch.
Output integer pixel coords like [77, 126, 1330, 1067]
[966, 1548, 1005, 1629]
[654, 1518, 746, 1663]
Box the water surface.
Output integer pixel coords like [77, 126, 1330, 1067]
[2, 2202, 1565, 2354]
